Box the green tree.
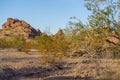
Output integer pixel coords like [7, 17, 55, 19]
[84, 0, 120, 29]
[64, 16, 87, 36]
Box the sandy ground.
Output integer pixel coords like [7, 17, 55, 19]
[0, 49, 120, 80]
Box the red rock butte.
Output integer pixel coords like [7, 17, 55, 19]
[2, 18, 41, 39]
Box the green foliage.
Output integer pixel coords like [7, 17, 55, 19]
[84, 0, 120, 29]
[10, 35, 25, 48]
[63, 0, 120, 58]
[34, 36, 54, 52]
[33, 33, 70, 67]
[0, 39, 8, 48]
[0, 35, 25, 49]
[65, 23, 120, 58]
[114, 26, 120, 37]
[64, 16, 87, 36]
[34, 34, 69, 53]
[71, 27, 111, 49]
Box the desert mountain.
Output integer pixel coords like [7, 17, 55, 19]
[1, 18, 41, 39]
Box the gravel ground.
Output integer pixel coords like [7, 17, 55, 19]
[0, 49, 120, 80]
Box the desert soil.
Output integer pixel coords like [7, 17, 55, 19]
[0, 49, 120, 80]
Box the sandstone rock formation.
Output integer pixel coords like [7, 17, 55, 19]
[51, 29, 64, 40]
[1, 18, 41, 39]
[106, 33, 120, 46]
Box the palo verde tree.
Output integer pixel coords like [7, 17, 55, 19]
[64, 16, 87, 36]
[84, 0, 120, 29]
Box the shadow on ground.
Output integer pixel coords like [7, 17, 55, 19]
[0, 61, 72, 80]
[1, 57, 39, 62]
[0, 66, 53, 80]
[45, 76, 93, 80]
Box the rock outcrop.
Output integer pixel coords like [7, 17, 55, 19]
[51, 29, 64, 40]
[1, 18, 41, 39]
[106, 33, 120, 46]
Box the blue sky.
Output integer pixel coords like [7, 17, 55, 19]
[0, 0, 90, 34]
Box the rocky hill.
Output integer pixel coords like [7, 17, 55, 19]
[1, 18, 41, 39]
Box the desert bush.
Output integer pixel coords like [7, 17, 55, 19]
[10, 35, 25, 48]
[71, 27, 110, 48]
[0, 39, 8, 48]
[0, 35, 25, 49]
[33, 32, 70, 67]
[34, 33, 70, 53]
[65, 26, 120, 58]
[22, 42, 32, 54]
[34, 35, 54, 52]
[69, 26, 120, 58]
